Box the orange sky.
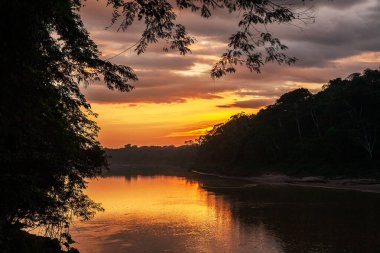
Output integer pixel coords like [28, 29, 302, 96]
[80, 0, 380, 147]
[92, 96, 259, 146]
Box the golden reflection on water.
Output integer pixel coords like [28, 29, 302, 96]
[71, 176, 282, 253]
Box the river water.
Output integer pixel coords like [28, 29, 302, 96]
[70, 175, 380, 253]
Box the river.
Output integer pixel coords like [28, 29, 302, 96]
[70, 175, 380, 253]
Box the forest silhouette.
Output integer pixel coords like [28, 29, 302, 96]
[195, 69, 380, 176]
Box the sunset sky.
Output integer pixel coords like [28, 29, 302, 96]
[80, 0, 380, 147]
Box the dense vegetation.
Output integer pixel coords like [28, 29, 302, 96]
[195, 69, 380, 177]
[107, 145, 196, 167]
[1, 1, 115, 251]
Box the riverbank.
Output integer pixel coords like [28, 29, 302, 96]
[105, 163, 191, 177]
[192, 170, 380, 193]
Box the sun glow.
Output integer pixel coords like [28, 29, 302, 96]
[91, 94, 259, 147]
[70, 176, 283, 253]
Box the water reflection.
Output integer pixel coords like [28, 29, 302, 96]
[71, 176, 282, 253]
[71, 175, 380, 253]
[196, 176, 380, 253]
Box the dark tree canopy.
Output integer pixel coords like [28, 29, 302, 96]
[0, 0, 310, 251]
[107, 0, 309, 77]
[195, 69, 380, 177]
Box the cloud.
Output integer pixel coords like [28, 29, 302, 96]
[276, 0, 380, 66]
[311, 0, 365, 9]
[80, 0, 380, 105]
[217, 99, 273, 109]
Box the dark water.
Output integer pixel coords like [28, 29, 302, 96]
[70, 175, 380, 253]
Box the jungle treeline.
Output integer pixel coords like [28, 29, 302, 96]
[106, 144, 196, 168]
[195, 69, 380, 177]
[109, 69, 380, 178]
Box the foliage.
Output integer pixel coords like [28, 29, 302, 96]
[0, 0, 136, 248]
[107, 144, 196, 167]
[196, 69, 380, 177]
[107, 0, 310, 77]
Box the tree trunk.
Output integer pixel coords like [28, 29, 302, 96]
[310, 108, 322, 138]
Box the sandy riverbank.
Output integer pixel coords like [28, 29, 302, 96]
[192, 170, 380, 193]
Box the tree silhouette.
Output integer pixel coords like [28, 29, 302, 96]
[196, 69, 380, 177]
[276, 88, 312, 141]
[107, 0, 310, 77]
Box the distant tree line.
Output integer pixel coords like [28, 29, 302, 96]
[106, 144, 196, 167]
[195, 69, 380, 177]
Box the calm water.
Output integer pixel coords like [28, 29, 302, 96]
[71, 175, 380, 253]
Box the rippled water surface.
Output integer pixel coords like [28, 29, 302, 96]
[71, 175, 380, 253]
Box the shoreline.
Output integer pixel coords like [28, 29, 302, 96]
[191, 170, 380, 193]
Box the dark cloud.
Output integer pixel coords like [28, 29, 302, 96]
[311, 0, 365, 9]
[217, 99, 273, 109]
[82, 77, 227, 104]
[234, 87, 295, 99]
[274, 0, 380, 67]
[80, 0, 380, 105]
[115, 54, 197, 71]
